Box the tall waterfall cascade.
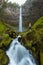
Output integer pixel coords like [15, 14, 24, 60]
[19, 7, 22, 32]
[6, 36, 36, 65]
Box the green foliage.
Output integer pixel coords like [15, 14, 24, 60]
[32, 16, 43, 29]
[0, 21, 17, 48]
[22, 16, 43, 49]
[32, 17, 43, 50]
[21, 16, 43, 65]
[0, 16, 43, 65]
[0, 20, 18, 65]
[0, 21, 7, 34]
[0, 21, 12, 65]
[0, 21, 11, 46]
[0, 34, 11, 47]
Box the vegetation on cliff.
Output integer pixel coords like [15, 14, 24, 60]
[21, 17, 43, 65]
[0, 21, 17, 65]
[0, 15, 43, 65]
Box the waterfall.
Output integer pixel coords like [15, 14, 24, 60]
[6, 36, 36, 65]
[19, 7, 22, 32]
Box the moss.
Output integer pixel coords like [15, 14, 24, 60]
[0, 21, 7, 35]
[32, 16, 43, 29]
[40, 52, 43, 65]
[21, 16, 43, 48]
[0, 21, 17, 49]
[0, 21, 18, 65]
[0, 16, 43, 65]
[0, 63, 2, 65]
[0, 49, 5, 60]
[0, 33, 12, 49]
[2, 34, 11, 46]
[0, 49, 9, 65]
[20, 17, 43, 65]
[2, 55, 9, 65]
[8, 30, 18, 38]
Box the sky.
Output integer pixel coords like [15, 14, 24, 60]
[8, 0, 27, 6]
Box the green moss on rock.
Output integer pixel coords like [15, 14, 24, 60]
[0, 49, 9, 65]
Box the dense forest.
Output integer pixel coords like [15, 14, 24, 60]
[0, 0, 43, 65]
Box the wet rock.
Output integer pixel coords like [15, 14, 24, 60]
[18, 35, 22, 42]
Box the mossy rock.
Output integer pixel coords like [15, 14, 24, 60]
[0, 49, 5, 60]
[2, 34, 12, 46]
[0, 34, 12, 51]
[40, 52, 43, 65]
[0, 49, 9, 65]
[22, 36, 32, 49]
[2, 55, 9, 65]
[6, 30, 18, 38]
[0, 63, 2, 65]
[22, 36, 27, 45]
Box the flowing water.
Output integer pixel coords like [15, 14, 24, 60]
[6, 36, 36, 65]
[19, 7, 22, 32]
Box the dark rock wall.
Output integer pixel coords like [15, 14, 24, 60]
[22, 0, 43, 25]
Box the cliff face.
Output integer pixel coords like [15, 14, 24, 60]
[0, 0, 3, 8]
[22, 0, 43, 25]
[0, 0, 43, 26]
[22, 0, 33, 26]
[28, 0, 43, 24]
[3, 0, 32, 26]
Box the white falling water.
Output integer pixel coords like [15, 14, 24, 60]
[19, 7, 22, 32]
[6, 36, 36, 65]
